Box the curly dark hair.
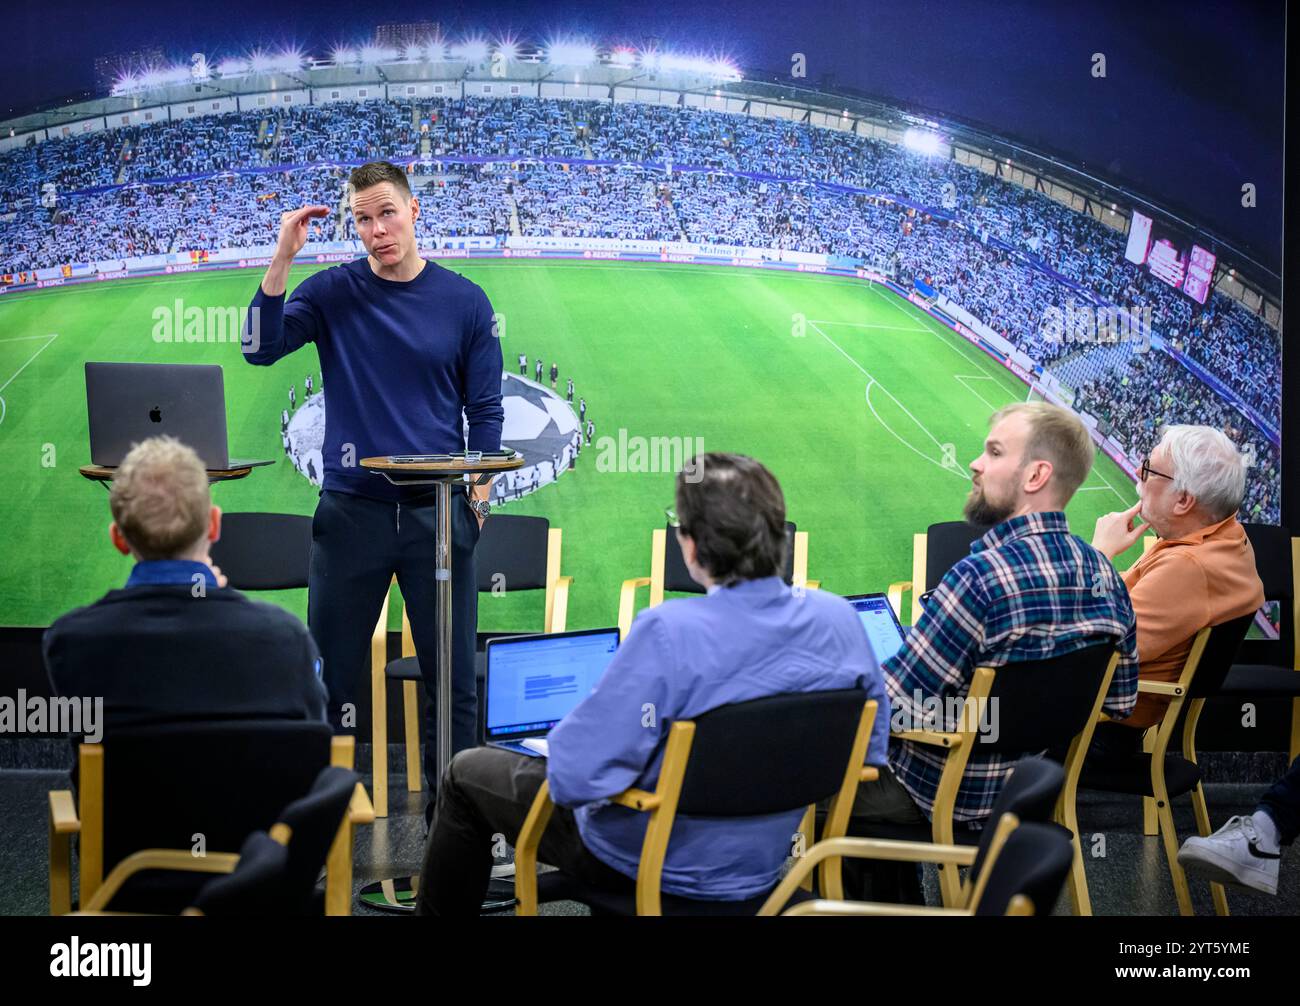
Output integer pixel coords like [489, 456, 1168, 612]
[675, 453, 787, 585]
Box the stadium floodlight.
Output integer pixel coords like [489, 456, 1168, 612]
[331, 45, 359, 66]
[111, 73, 139, 96]
[216, 57, 248, 77]
[271, 48, 306, 73]
[493, 38, 520, 64]
[902, 127, 945, 156]
[607, 46, 637, 68]
[360, 45, 400, 65]
[249, 50, 276, 74]
[452, 37, 490, 63]
[545, 39, 597, 67]
[138, 65, 187, 89]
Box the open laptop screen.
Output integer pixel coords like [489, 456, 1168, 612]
[485, 628, 620, 740]
[844, 594, 908, 666]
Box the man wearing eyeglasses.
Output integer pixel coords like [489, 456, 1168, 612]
[1087, 424, 1264, 760]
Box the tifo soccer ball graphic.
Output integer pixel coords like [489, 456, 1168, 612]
[283, 372, 583, 501]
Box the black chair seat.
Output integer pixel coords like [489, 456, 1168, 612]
[103, 868, 218, 914]
[386, 656, 422, 681]
[1081, 754, 1202, 798]
[534, 870, 810, 916]
[1217, 664, 1300, 696]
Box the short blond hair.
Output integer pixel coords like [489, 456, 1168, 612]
[110, 436, 211, 560]
[990, 401, 1095, 504]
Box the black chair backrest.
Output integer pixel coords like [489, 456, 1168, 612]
[1241, 522, 1293, 668]
[978, 641, 1116, 755]
[192, 831, 291, 916]
[968, 758, 1065, 884]
[475, 514, 551, 592]
[925, 521, 984, 592]
[663, 521, 799, 594]
[209, 513, 313, 590]
[99, 719, 333, 874]
[674, 689, 867, 816]
[973, 821, 1073, 916]
[276, 766, 360, 913]
[1188, 612, 1258, 698]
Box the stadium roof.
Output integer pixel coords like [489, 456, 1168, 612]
[0, 47, 1280, 304]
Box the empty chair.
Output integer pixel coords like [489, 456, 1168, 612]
[887, 520, 983, 623]
[207, 512, 313, 590]
[762, 756, 1066, 915]
[777, 822, 1074, 917]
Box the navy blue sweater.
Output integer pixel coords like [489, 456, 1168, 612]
[244, 258, 504, 501]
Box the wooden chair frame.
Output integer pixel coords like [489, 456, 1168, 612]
[1088, 626, 1213, 917]
[1051, 652, 1120, 917]
[619, 527, 817, 638]
[49, 735, 374, 916]
[370, 526, 571, 817]
[760, 810, 1023, 916]
[514, 700, 877, 916]
[881, 666, 993, 908]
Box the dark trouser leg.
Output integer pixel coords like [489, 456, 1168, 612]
[1080, 721, 1145, 765]
[1259, 756, 1300, 845]
[415, 747, 634, 916]
[308, 491, 396, 731]
[839, 766, 930, 904]
[397, 490, 482, 791]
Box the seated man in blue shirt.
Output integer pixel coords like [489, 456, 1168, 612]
[44, 435, 328, 755]
[416, 453, 891, 915]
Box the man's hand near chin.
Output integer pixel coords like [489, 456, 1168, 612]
[1091, 500, 1151, 561]
[200, 554, 229, 588]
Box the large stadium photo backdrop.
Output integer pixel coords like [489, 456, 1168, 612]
[0, 77, 1281, 637]
[0, 259, 1150, 629]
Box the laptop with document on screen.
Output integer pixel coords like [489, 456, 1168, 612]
[842, 592, 909, 666]
[484, 627, 621, 757]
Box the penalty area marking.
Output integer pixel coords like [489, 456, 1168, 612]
[954, 374, 1000, 412]
[807, 320, 966, 480]
[0, 333, 59, 426]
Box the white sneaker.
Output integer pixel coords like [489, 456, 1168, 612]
[1177, 816, 1280, 895]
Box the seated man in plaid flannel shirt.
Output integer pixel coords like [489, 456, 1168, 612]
[847, 403, 1138, 898]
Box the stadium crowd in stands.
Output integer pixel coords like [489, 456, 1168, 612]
[0, 95, 1280, 521]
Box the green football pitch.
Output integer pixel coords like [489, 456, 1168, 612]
[0, 258, 1141, 631]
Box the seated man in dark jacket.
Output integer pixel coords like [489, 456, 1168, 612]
[44, 435, 328, 754]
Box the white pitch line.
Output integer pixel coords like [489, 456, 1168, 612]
[806, 319, 928, 331]
[0, 333, 57, 394]
[807, 320, 966, 480]
[861, 283, 933, 332]
[1090, 463, 1130, 504]
[0, 333, 61, 343]
[955, 374, 1001, 412]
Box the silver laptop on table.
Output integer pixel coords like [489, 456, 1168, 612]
[484, 627, 621, 757]
[86, 362, 273, 469]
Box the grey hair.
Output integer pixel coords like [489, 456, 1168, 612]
[1157, 424, 1249, 522]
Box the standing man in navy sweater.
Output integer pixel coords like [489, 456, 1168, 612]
[242, 161, 504, 793]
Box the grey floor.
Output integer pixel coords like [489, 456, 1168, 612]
[4, 750, 1297, 917]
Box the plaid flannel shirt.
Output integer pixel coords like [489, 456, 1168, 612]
[883, 511, 1138, 825]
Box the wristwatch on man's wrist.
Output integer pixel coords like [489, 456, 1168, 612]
[467, 497, 491, 520]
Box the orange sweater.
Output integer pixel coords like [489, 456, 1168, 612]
[1120, 516, 1264, 729]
